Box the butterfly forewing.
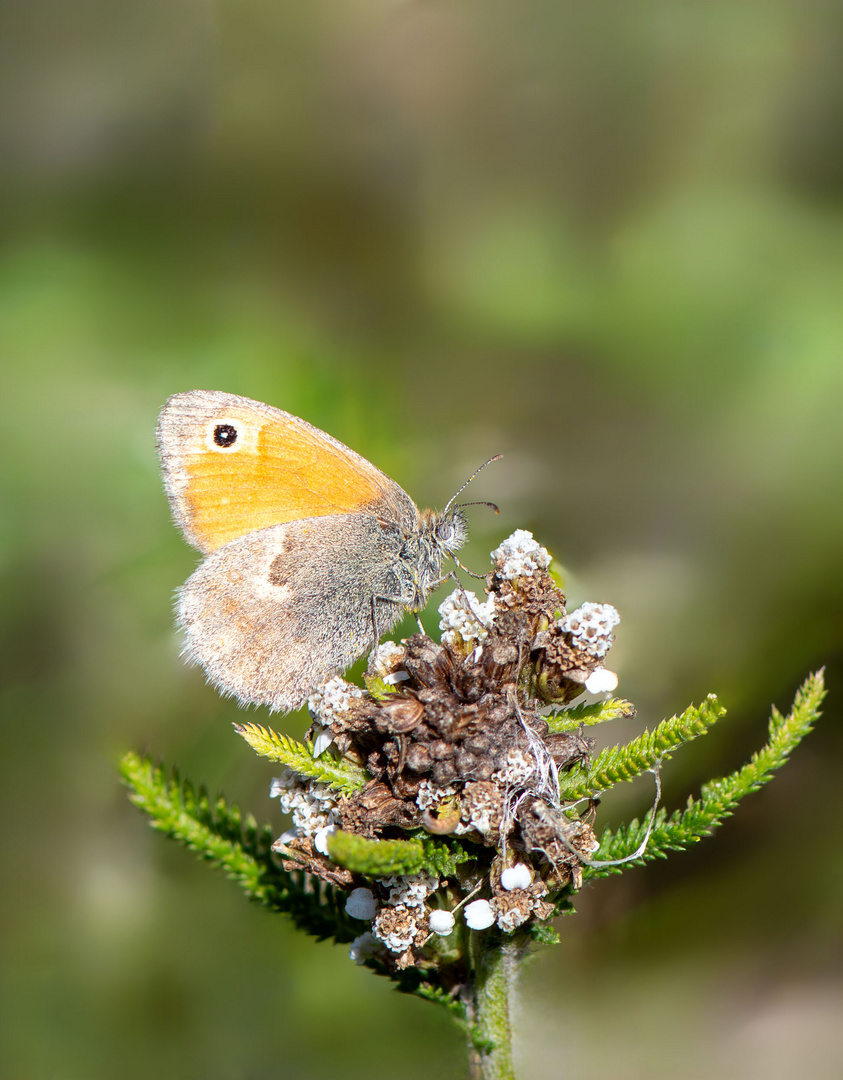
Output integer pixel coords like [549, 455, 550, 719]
[156, 390, 409, 554]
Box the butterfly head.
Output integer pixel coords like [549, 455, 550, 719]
[407, 506, 468, 610]
[410, 456, 502, 605]
[429, 505, 469, 555]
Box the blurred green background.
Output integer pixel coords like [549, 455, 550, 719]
[2, 2, 841, 1077]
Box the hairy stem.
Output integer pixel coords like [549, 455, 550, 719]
[466, 937, 524, 1080]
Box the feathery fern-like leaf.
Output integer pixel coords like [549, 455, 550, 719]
[584, 671, 825, 879]
[328, 830, 426, 876]
[559, 695, 725, 801]
[234, 722, 368, 793]
[120, 752, 357, 942]
[327, 830, 476, 878]
[417, 836, 478, 878]
[547, 698, 637, 732]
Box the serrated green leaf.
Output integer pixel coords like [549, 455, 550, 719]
[418, 836, 477, 878]
[585, 671, 825, 880]
[559, 694, 725, 801]
[234, 722, 367, 794]
[362, 672, 397, 700]
[327, 829, 476, 879]
[328, 830, 426, 875]
[530, 923, 560, 945]
[547, 698, 637, 732]
[119, 752, 357, 942]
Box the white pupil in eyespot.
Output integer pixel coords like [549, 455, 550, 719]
[213, 423, 238, 448]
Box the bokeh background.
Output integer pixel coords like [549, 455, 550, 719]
[2, 2, 841, 1078]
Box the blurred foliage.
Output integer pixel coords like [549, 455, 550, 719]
[1, 1, 841, 1078]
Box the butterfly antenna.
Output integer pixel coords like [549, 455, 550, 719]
[442, 455, 503, 516]
[457, 500, 500, 515]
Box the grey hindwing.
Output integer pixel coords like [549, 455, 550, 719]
[176, 513, 412, 711]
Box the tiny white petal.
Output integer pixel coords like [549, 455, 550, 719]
[428, 910, 456, 935]
[314, 824, 338, 856]
[345, 887, 378, 921]
[464, 899, 496, 930]
[500, 863, 532, 891]
[271, 829, 298, 850]
[369, 641, 407, 678]
[585, 667, 619, 694]
[383, 670, 410, 684]
[313, 730, 334, 757]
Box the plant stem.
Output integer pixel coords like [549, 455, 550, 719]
[465, 935, 524, 1080]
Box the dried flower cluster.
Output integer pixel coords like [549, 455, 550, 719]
[272, 530, 622, 971]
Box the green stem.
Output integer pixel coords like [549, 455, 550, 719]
[466, 936, 524, 1080]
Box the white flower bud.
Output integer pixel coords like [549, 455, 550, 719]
[464, 899, 496, 930]
[345, 888, 378, 921]
[438, 590, 496, 648]
[491, 530, 552, 580]
[585, 667, 619, 694]
[500, 863, 532, 891]
[348, 932, 377, 964]
[428, 910, 456, 935]
[562, 602, 620, 661]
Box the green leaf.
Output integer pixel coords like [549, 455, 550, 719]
[328, 830, 426, 876]
[362, 672, 398, 699]
[234, 722, 368, 794]
[327, 830, 477, 879]
[418, 836, 478, 878]
[119, 752, 357, 942]
[530, 923, 560, 945]
[559, 694, 725, 801]
[401, 975, 470, 1020]
[585, 671, 825, 879]
[547, 698, 637, 732]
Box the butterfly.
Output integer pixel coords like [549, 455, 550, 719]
[156, 390, 491, 712]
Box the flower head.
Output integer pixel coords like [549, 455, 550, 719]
[561, 602, 620, 662]
[271, 770, 339, 839]
[491, 529, 552, 579]
[438, 589, 497, 649]
[265, 530, 612, 970]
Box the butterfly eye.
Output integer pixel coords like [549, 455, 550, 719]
[436, 510, 468, 551]
[213, 423, 238, 448]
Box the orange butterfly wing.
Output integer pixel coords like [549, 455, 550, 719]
[156, 390, 408, 554]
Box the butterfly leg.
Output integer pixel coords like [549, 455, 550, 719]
[367, 591, 414, 672]
[427, 567, 465, 592]
[451, 553, 487, 581]
[433, 569, 494, 629]
[368, 594, 382, 662]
